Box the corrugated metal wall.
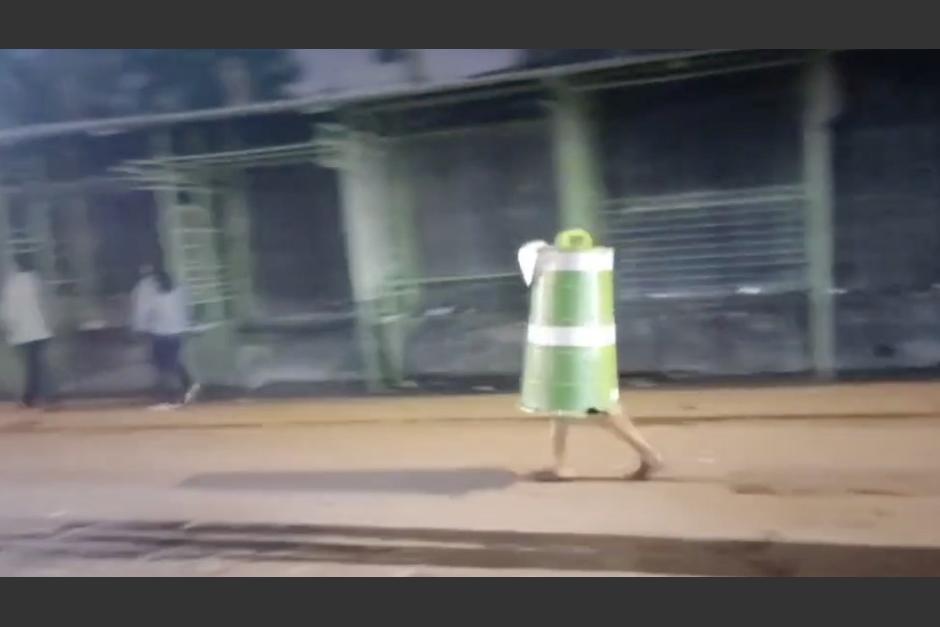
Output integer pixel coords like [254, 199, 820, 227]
[239, 162, 361, 388]
[248, 164, 350, 318]
[597, 67, 810, 376]
[833, 52, 940, 372]
[18, 53, 940, 396]
[400, 120, 558, 378]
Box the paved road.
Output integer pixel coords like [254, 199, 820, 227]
[3, 397, 940, 575]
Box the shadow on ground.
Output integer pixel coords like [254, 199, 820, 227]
[5, 518, 940, 576]
[180, 467, 518, 496]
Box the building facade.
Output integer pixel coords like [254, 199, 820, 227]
[0, 50, 937, 398]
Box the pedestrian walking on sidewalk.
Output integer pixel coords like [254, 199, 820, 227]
[141, 269, 200, 409]
[518, 234, 662, 482]
[131, 262, 158, 337]
[1, 253, 57, 409]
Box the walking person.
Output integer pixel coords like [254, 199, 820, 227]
[141, 269, 200, 409]
[131, 262, 158, 336]
[517, 233, 663, 482]
[130, 262, 159, 384]
[1, 253, 56, 409]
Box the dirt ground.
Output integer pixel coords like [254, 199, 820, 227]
[3, 382, 940, 575]
[4, 380, 940, 432]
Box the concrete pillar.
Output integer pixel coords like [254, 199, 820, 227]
[0, 186, 11, 274]
[550, 83, 607, 239]
[26, 161, 70, 388]
[27, 186, 55, 296]
[150, 130, 184, 282]
[0, 186, 21, 396]
[802, 54, 840, 378]
[381, 140, 424, 383]
[386, 141, 422, 297]
[68, 192, 102, 328]
[335, 129, 399, 390]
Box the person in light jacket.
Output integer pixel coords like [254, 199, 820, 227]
[130, 262, 158, 336]
[1, 253, 55, 408]
[131, 262, 159, 380]
[143, 269, 199, 408]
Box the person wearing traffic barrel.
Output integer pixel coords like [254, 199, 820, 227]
[518, 229, 662, 481]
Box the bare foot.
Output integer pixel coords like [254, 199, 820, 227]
[530, 467, 578, 482]
[627, 457, 662, 481]
[183, 383, 201, 406]
[148, 403, 182, 411]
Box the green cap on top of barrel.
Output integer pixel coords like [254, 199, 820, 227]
[554, 228, 594, 250]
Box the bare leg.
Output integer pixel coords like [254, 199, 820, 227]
[600, 412, 662, 480]
[550, 419, 577, 478]
[533, 419, 576, 481]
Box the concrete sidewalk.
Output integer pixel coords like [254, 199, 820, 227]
[2, 380, 940, 433]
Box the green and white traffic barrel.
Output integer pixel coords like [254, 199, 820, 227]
[518, 229, 619, 418]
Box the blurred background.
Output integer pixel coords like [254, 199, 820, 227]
[0, 49, 936, 400]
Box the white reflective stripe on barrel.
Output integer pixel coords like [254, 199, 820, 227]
[527, 324, 617, 348]
[538, 248, 614, 273]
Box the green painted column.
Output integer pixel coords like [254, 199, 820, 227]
[0, 186, 22, 396]
[386, 141, 422, 300]
[380, 140, 423, 384]
[27, 186, 56, 298]
[334, 128, 398, 390]
[150, 131, 184, 283]
[26, 162, 70, 390]
[0, 186, 10, 275]
[802, 54, 839, 378]
[550, 83, 607, 240]
[68, 192, 102, 328]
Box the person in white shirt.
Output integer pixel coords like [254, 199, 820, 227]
[143, 269, 199, 408]
[1, 253, 55, 408]
[131, 262, 160, 384]
[130, 262, 158, 336]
